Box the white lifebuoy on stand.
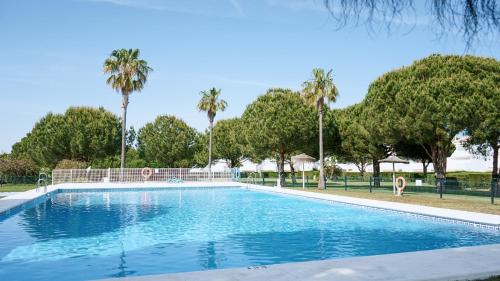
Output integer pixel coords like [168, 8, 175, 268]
[141, 167, 153, 181]
[396, 176, 407, 196]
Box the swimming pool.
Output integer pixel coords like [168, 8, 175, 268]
[0, 187, 499, 280]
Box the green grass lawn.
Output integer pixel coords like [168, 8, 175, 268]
[285, 187, 500, 215]
[241, 178, 499, 215]
[0, 184, 37, 192]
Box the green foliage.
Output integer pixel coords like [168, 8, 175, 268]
[302, 68, 339, 109]
[103, 48, 152, 95]
[125, 149, 148, 168]
[334, 105, 372, 174]
[103, 48, 152, 168]
[90, 155, 120, 169]
[242, 88, 317, 162]
[324, 157, 343, 177]
[393, 142, 432, 162]
[302, 68, 340, 188]
[197, 87, 228, 171]
[461, 57, 500, 177]
[138, 115, 198, 167]
[243, 88, 318, 186]
[197, 88, 227, 123]
[192, 131, 211, 167]
[0, 154, 39, 176]
[126, 126, 137, 150]
[64, 107, 121, 161]
[446, 171, 493, 182]
[333, 104, 388, 176]
[307, 107, 340, 158]
[11, 113, 68, 168]
[213, 118, 248, 168]
[12, 107, 121, 168]
[55, 159, 89, 169]
[365, 54, 499, 178]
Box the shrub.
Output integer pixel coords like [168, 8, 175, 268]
[0, 154, 39, 176]
[55, 159, 89, 169]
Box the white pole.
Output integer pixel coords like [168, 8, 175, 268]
[302, 162, 305, 189]
[392, 162, 396, 194]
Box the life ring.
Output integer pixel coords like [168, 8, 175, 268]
[141, 167, 153, 180]
[396, 176, 406, 195]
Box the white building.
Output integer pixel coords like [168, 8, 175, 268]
[209, 137, 498, 174]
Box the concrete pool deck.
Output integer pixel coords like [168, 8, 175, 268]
[98, 244, 500, 281]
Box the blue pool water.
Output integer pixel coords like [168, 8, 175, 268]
[0, 187, 499, 280]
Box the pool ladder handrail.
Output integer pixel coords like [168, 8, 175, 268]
[37, 172, 49, 193]
[248, 172, 257, 184]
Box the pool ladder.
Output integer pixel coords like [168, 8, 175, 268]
[37, 172, 48, 193]
[247, 172, 257, 184]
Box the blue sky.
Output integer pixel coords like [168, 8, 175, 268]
[1, 0, 499, 152]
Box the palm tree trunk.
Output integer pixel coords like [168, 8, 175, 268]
[120, 93, 129, 169]
[318, 105, 325, 189]
[208, 121, 213, 181]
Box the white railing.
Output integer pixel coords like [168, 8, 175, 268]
[51, 168, 240, 185]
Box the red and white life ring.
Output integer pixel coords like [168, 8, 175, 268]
[141, 167, 153, 180]
[396, 176, 407, 195]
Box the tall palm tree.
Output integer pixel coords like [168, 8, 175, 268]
[197, 88, 227, 180]
[302, 68, 339, 189]
[103, 48, 152, 169]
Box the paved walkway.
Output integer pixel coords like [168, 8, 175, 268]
[98, 244, 500, 281]
[0, 192, 22, 197]
[0, 187, 54, 214]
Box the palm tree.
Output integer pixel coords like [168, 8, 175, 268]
[103, 48, 152, 169]
[197, 88, 227, 180]
[302, 68, 339, 189]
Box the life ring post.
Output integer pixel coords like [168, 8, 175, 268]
[141, 167, 153, 181]
[396, 176, 407, 196]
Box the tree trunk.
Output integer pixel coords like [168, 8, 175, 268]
[359, 166, 365, 177]
[431, 144, 447, 183]
[372, 159, 380, 187]
[120, 94, 129, 169]
[208, 121, 213, 181]
[422, 160, 429, 181]
[318, 105, 325, 189]
[492, 144, 499, 179]
[279, 150, 286, 187]
[290, 160, 297, 185]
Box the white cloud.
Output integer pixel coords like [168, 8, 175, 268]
[265, 0, 327, 13]
[87, 0, 165, 10]
[229, 0, 246, 18]
[83, 0, 247, 18]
